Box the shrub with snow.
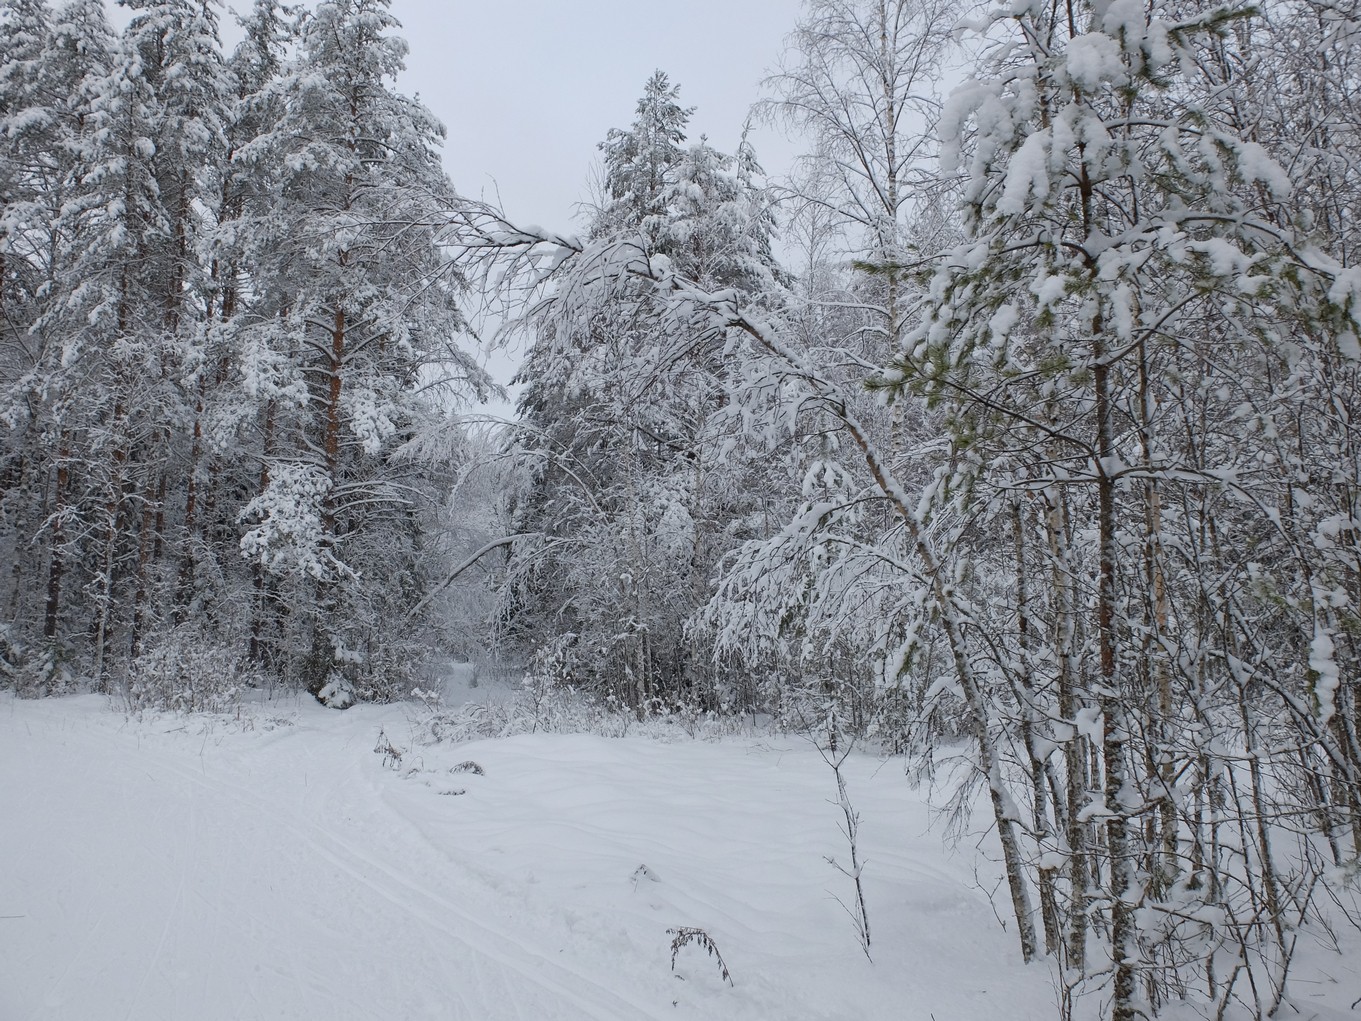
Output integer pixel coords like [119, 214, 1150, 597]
[123, 628, 263, 714]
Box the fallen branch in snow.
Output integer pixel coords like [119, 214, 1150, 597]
[667, 926, 733, 987]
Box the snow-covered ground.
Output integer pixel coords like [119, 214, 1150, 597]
[0, 690, 1094, 1019]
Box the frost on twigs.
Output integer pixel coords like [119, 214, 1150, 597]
[667, 926, 733, 987]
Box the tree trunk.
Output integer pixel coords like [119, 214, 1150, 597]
[175, 375, 207, 622]
[1014, 499, 1062, 957]
[1045, 490, 1090, 973]
[250, 398, 276, 666]
[1093, 313, 1139, 1021]
[43, 441, 70, 643]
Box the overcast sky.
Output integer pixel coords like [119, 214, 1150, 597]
[386, 0, 807, 414]
[168, 0, 802, 226]
[393, 0, 804, 232]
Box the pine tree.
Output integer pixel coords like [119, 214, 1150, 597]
[172, 0, 296, 631]
[235, 0, 486, 703]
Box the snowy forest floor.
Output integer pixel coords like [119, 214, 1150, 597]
[1, 680, 1357, 1021]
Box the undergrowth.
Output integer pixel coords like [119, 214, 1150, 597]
[410, 682, 756, 746]
[122, 629, 266, 714]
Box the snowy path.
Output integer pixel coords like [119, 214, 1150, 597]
[0, 695, 1055, 1020]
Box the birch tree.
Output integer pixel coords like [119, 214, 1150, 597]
[761, 0, 957, 381]
[890, 0, 1361, 1011]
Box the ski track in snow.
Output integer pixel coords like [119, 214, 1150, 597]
[0, 693, 1059, 1021]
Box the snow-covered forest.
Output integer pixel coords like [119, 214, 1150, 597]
[3, 0, 1361, 1018]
